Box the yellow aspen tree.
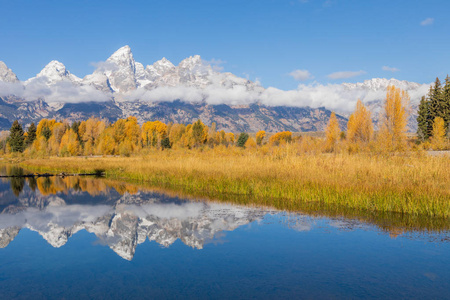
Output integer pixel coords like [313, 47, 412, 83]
[269, 131, 292, 146]
[168, 123, 186, 148]
[225, 132, 235, 145]
[325, 112, 341, 152]
[97, 127, 116, 155]
[256, 130, 266, 145]
[244, 137, 257, 149]
[59, 129, 80, 156]
[217, 130, 226, 145]
[31, 136, 48, 154]
[124, 116, 141, 150]
[36, 119, 56, 140]
[142, 120, 167, 148]
[378, 85, 410, 151]
[113, 119, 127, 144]
[184, 120, 208, 148]
[347, 99, 374, 144]
[51, 122, 66, 144]
[430, 117, 446, 150]
[208, 122, 218, 146]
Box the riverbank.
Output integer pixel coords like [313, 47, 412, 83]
[17, 148, 450, 218]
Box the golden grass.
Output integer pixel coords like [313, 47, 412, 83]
[19, 145, 450, 218]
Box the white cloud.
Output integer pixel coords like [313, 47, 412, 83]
[0, 69, 429, 116]
[124, 80, 429, 114]
[0, 81, 25, 97]
[382, 66, 400, 72]
[90, 61, 119, 72]
[420, 18, 434, 26]
[202, 58, 226, 72]
[289, 69, 313, 81]
[16, 78, 112, 103]
[327, 70, 366, 80]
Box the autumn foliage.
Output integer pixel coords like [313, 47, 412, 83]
[2, 85, 447, 157]
[378, 85, 410, 151]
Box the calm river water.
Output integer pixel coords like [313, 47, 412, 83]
[0, 166, 449, 299]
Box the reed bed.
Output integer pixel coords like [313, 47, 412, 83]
[20, 146, 450, 218]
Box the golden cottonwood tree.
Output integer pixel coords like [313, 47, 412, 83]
[430, 117, 446, 150]
[256, 130, 266, 145]
[378, 85, 410, 151]
[347, 99, 373, 144]
[225, 132, 235, 145]
[59, 129, 80, 156]
[184, 120, 208, 148]
[325, 112, 341, 152]
[36, 119, 56, 140]
[124, 116, 141, 146]
[269, 131, 292, 145]
[97, 127, 116, 155]
[142, 120, 167, 147]
[168, 123, 186, 148]
[82, 117, 106, 155]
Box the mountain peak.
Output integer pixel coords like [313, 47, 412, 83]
[0, 61, 19, 82]
[107, 45, 134, 63]
[152, 57, 175, 69]
[342, 77, 422, 91]
[31, 60, 80, 84]
[179, 55, 202, 68]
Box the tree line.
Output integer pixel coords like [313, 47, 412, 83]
[1, 84, 448, 156]
[417, 76, 450, 146]
[2, 116, 275, 156]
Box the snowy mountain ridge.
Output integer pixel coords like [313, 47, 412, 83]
[0, 45, 432, 131]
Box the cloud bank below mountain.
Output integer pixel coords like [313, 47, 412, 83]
[0, 45, 431, 113]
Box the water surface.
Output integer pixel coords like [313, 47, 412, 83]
[0, 166, 449, 299]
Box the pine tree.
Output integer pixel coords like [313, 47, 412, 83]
[428, 78, 444, 132]
[25, 122, 37, 147]
[9, 120, 25, 152]
[442, 75, 450, 133]
[416, 96, 429, 141]
[236, 133, 249, 148]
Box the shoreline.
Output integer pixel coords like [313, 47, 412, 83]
[11, 150, 450, 219]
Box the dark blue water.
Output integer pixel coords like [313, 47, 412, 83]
[0, 167, 449, 299]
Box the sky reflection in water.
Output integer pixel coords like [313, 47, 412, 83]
[0, 166, 449, 299]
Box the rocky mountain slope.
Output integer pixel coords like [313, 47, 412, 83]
[0, 46, 430, 131]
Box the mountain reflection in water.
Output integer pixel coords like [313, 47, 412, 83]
[0, 167, 278, 260]
[1, 165, 449, 261]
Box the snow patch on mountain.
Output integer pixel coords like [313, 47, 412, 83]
[0, 61, 19, 83]
[0, 46, 431, 117]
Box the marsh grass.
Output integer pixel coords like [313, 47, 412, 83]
[20, 145, 450, 218]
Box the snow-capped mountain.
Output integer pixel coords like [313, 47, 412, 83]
[0, 46, 432, 131]
[0, 61, 19, 83]
[25, 60, 81, 85]
[342, 78, 423, 91]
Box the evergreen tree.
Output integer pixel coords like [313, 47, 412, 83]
[442, 75, 450, 133]
[25, 122, 37, 147]
[416, 96, 429, 141]
[9, 120, 25, 152]
[428, 78, 444, 132]
[236, 133, 249, 147]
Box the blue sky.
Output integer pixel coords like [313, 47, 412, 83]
[1, 0, 449, 90]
